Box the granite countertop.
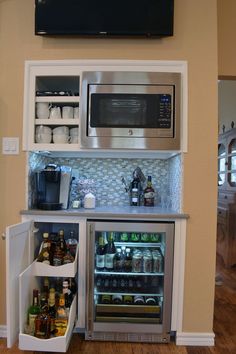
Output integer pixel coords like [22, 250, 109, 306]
[21, 206, 189, 220]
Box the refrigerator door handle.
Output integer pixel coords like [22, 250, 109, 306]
[86, 222, 95, 335]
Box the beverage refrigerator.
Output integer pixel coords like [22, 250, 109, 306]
[85, 220, 175, 343]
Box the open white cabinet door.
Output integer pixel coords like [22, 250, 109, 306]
[6, 221, 33, 348]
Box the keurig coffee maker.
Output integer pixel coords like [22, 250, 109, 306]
[35, 164, 72, 210]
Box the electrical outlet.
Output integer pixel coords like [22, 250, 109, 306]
[2, 137, 20, 155]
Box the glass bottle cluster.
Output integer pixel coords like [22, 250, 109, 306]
[27, 277, 77, 339]
[37, 229, 77, 266]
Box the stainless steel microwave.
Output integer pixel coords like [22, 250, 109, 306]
[80, 71, 181, 150]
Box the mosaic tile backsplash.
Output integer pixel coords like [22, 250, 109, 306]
[28, 153, 182, 211]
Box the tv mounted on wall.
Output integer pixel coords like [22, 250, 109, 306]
[35, 0, 174, 37]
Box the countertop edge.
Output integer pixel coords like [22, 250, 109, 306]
[20, 208, 189, 220]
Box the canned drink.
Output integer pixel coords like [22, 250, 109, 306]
[132, 252, 143, 272]
[143, 253, 153, 273]
[152, 251, 163, 273]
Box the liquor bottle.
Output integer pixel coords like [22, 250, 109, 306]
[55, 294, 68, 337]
[124, 248, 132, 272]
[34, 295, 51, 339]
[130, 176, 141, 206]
[58, 229, 67, 256]
[62, 280, 72, 310]
[144, 176, 155, 206]
[113, 248, 122, 271]
[27, 289, 40, 336]
[37, 232, 51, 264]
[96, 234, 106, 270]
[52, 243, 64, 266]
[104, 232, 116, 271]
[63, 246, 74, 264]
[48, 290, 56, 335]
[41, 277, 50, 301]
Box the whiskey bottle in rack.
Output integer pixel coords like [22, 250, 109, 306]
[34, 295, 51, 339]
[58, 229, 67, 256]
[27, 289, 40, 336]
[37, 232, 51, 264]
[55, 294, 68, 337]
[63, 246, 74, 264]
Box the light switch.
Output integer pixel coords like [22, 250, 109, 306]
[2, 137, 20, 155]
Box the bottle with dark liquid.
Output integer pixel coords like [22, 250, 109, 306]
[105, 232, 116, 271]
[34, 294, 51, 339]
[144, 176, 155, 206]
[130, 176, 141, 206]
[96, 233, 106, 270]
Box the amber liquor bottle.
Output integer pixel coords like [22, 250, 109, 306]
[34, 295, 51, 339]
[144, 176, 155, 206]
[37, 232, 51, 264]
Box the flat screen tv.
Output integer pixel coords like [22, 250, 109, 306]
[35, 0, 174, 37]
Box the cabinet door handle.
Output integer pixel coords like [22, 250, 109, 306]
[1, 233, 6, 240]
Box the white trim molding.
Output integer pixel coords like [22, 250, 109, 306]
[176, 332, 215, 346]
[0, 325, 7, 338]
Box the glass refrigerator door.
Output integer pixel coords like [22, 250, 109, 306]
[86, 221, 174, 339]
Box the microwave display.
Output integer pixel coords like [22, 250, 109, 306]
[90, 93, 172, 130]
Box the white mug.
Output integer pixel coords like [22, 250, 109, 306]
[70, 135, 78, 144]
[52, 134, 70, 144]
[53, 126, 69, 135]
[35, 125, 52, 135]
[36, 102, 50, 119]
[49, 106, 61, 119]
[62, 106, 73, 119]
[73, 106, 79, 119]
[35, 133, 52, 144]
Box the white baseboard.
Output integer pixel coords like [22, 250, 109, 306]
[0, 325, 7, 338]
[176, 332, 215, 346]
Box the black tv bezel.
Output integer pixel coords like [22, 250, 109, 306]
[34, 0, 174, 38]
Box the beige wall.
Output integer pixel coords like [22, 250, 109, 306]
[218, 0, 236, 76]
[0, 0, 218, 335]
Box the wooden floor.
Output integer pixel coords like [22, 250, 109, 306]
[1, 254, 236, 354]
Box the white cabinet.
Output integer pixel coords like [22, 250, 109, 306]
[6, 215, 86, 352]
[23, 63, 81, 151]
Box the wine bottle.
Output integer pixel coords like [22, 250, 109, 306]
[96, 233, 106, 270]
[144, 176, 155, 206]
[104, 232, 116, 271]
[130, 176, 141, 206]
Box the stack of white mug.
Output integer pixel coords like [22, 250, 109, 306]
[36, 103, 79, 119]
